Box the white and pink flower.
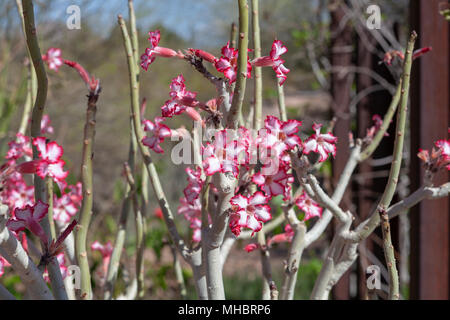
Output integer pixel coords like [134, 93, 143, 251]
[140, 30, 183, 71]
[40, 114, 54, 135]
[267, 224, 294, 247]
[43, 47, 63, 72]
[251, 40, 290, 85]
[32, 137, 68, 183]
[0, 255, 11, 278]
[53, 183, 82, 224]
[295, 192, 323, 221]
[214, 42, 252, 83]
[303, 123, 338, 162]
[252, 164, 293, 200]
[142, 117, 172, 154]
[229, 191, 272, 236]
[5, 133, 32, 160]
[7, 200, 49, 244]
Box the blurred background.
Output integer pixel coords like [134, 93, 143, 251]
[0, 0, 448, 299]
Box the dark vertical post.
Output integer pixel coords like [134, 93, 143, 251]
[356, 28, 374, 300]
[329, 0, 353, 299]
[410, 0, 450, 300]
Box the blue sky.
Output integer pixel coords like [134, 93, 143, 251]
[33, 0, 236, 47]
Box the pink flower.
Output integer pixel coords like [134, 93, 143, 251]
[366, 114, 388, 140]
[383, 47, 432, 65]
[263, 115, 302, 152]
[43, 48, 63, 71]
[142, 117, 172, 154]
[32, 137, 68, 183]
[140, 30, 182, 71]
[53, 183, 82, 224]
[303, 123, 338, 162]
[252, 164, 293, 200]
[267, 224, 294, 247]
[295, 192, 322, 221]
[251, 40, 290, 85]
[435, 139, 450, 170]
[214, 42, 252, 83]
[229, 191, 272, 236]
[0, 255, 11, 278]
[412, 47, 432, 60]
[91, 240, 113, 277]
[244, 243, 260, 253]
[169, 75, 198, 106]
[435, 139, 450, 159]
[154, 207, 163, 220]
[161, 75, 202, 122]
[5, 133, 32, 160]
[1, 172, 34, 212]
[40, 115, 54, 135]
[7, 200, 49, 244]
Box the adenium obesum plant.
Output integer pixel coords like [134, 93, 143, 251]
[1, 2, 447, 302]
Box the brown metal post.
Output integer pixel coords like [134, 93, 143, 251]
[329, 0, 353, 299]
[410, 0, 450, 300]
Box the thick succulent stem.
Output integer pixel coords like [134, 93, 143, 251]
[204, 173, 237, 300]
[16, 0, 37, 136]
[103, 189, 132, 299]
[22, 0, 69, 300]
[123, 162, 145, 298]
[355, 31, 417, 242]
[104, 2, 142, 300]
[280, 220, 306, 300]
[118, 15, 190, 263]
[380, 210, 399, 300]
[252, 0, 263, 130]
[360, 79, 403, 161]
[76, 91, 99, 300]
[276, 78, 287, 122]
[226, 0, 249, 129]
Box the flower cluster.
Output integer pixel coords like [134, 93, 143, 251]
[0, 171, 34, 215]
[418, 137, 450, 172]
[160, 75, 201, 121]
[214, 42, 252, 83]
[202, 129, 247, 178]
[5, 133, 32, 161]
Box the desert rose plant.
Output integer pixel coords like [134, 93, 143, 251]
[0, 0, 448, 300]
